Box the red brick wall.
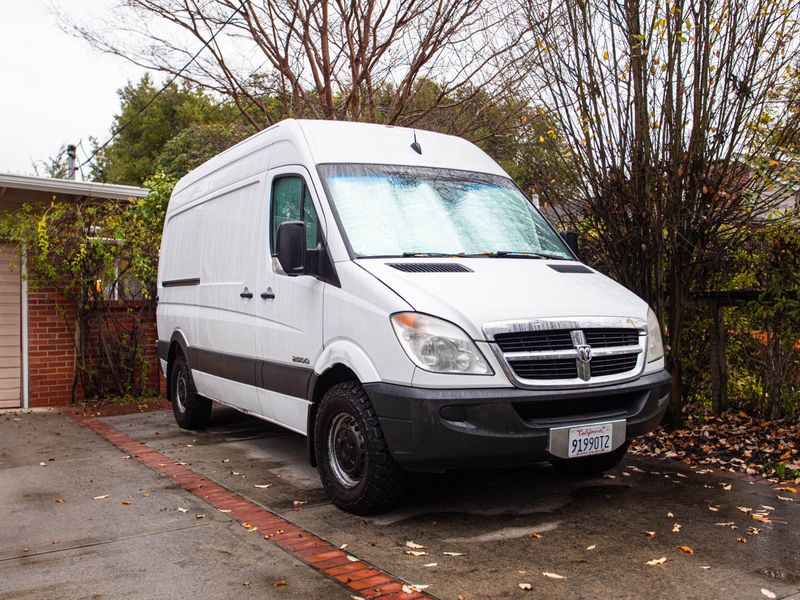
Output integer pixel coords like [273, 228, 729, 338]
[27, 289, 164, 407]
[27, 287, 77, 406]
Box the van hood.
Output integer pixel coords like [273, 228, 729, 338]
[355, 258, 648, 340]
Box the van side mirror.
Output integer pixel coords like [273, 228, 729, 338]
[560, 230, 580, 258]
[276, 221, 306, 275]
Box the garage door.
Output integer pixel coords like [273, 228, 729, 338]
[0, 243, 21, 408]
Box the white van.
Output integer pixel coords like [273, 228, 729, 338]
[156, 119, 670, 514]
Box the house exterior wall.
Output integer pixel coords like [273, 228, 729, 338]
[27, 287, 76, 406]
[27, 288, 164, 407]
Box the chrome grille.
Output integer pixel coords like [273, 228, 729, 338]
[484, 318, 646, 388]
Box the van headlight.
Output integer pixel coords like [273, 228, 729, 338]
[391, 313, 493, 375]
[647, 308, 664, 362]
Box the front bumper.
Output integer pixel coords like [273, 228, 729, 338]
[365, 370, 671, 471]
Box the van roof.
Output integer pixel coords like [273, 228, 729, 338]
[173, 119, 508, 197]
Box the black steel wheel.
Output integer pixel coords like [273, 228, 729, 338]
[314, 381, 405, 514]
[169, 352, 212, 429]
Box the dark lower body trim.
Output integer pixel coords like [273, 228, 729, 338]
[157, 340, 313, 399]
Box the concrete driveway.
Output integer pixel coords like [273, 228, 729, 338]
[1, 407, 798, 600]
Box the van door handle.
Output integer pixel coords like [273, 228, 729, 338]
[240, 289, 253, 299]
[261, 288, 275, 300]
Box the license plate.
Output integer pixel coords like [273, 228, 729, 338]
[567, 423, 614, 457]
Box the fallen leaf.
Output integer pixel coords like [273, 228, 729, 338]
[519, 583, 533, 590]
[242, 522, 254, 530]
[93, 495, 109, 500]
[254, 484, 271, 489]
[405, 550, 427, 557]
[293, 500, 307, 507]
[242, 580, 252, 586]
[646, 557, 667, 566]
[401, 584, 428, 593]
[423, 562, 438, 567]
[737, 506, 752, 513]
[715, 521, 735, 526]
[405, 541, 426, 549]
[542, 572, 566, 579]
[55, 499, 65, 503]
[39, 462, 47, 467]
[700, 566, 711, 570]
[760, 589, 776, 599]
[275, 579, 287, 587]
[339, 543, 348, 550]
[586, 544, 597, 550]
[347, 555, 359, 562]
[738, 536, 747, 544]
[667, 511, 674, 517]
[677, 546, 694, 554]
[644, 531, 656, 537]
[219, 509, 231, 513]
[443, 551, 465, 556]
[723, 484, 732, 491]
[761, 505, 775, 511]
[777, 495, 795, 502]
[121, 500, 131, 506]
[351, 596, 365, 600]
[177, 507, 189, 513]
[708, 506, 719, 512]
[530, 533, 543, 539]
[141, 492, 150, 497]
[777, 486, 797, 493]
[672, 523, 682, 533]
[196, 514, 205, 519]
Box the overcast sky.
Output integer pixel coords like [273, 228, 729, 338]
[0, 1, 148, 177]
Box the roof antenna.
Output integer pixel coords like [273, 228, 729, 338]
[410, 130, 422, 155]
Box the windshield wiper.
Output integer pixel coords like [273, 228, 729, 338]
[401, 251, 463, 257]
[462, 251, 566, 260]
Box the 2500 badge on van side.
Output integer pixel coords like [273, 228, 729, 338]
[156, 120, 670, 514]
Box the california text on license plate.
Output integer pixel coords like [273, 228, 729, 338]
[568, 423, 613, 457]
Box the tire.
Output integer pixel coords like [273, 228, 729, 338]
[550, 440, 630, 476]
[170, 352, 212, 429]
[314, 381, 406, 514]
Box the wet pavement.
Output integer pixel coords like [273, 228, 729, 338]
[103, 407, 799, 600]
[0, 410, 349, 600]
[1, 406, 798, 599]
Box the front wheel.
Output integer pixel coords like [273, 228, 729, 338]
[314, 382, 406, 514]
[550, 441, 630, 476]
[170, 353, 212, 429]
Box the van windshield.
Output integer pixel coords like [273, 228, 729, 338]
[318, 164, 574, 260]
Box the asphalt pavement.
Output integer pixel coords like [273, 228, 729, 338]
[1, 406, 798, 600]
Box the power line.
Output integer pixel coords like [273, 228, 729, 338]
[80, 0, 246, 168]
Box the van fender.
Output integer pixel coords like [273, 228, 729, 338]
[312, 339, 381, 386]
[164, 330, 192, 402]
[306, 340, 381, 467]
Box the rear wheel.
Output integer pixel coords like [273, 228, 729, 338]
[314, 381, 405, 514]
[170, 353, 212, 429]
[550, 441, 630, 476]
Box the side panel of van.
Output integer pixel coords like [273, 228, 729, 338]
[161, 176, 266, 414]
